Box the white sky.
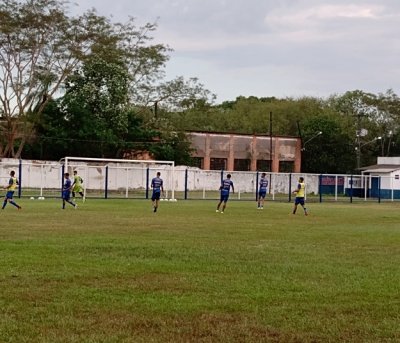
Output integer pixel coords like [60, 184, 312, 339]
[73, 0, 400, 103]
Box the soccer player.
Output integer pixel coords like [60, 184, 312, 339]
[2, 171, 22, 210]
[71, 170, 85, 202]
[151, 172, 164, 213]
[292, 176, 308, 216]
[216, 173, 234, 214]
[62, 173, 77, 209]
[257, 172, 268, 209]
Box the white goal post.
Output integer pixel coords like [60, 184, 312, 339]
[60, 156, 176, 200]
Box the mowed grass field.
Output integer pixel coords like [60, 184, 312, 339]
[0, 198, 399, 342]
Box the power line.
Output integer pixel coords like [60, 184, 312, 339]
[18, 133, 163, 145]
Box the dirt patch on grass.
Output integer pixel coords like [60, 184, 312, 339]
[51, 310, 312, 342]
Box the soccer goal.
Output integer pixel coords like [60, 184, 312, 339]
[60, 157, 176, 200]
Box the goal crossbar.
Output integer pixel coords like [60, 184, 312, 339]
[61, 156, 175, 167]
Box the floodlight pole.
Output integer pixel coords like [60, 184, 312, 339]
[356, 133, 361, 170]
[301, 131, 322, 151]
[299, 131, 322, 173]
[355, 136, 382, 170]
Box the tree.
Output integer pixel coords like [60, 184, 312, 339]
[1, 0, 214, 161]
[149, 131, 194, 166]
[0, 0, 116, 157]
[328, 89, 400, 167]
[300, 115, 355, 173]
[24, 98, 156, 160]
[364, 89, 400, 157]
[21, 98, 66, 159]
[59, 55, 130, 157]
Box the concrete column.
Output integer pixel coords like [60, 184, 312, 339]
[250, 135, 257, 171]
[227, 135, 234, 171]
[294, 139, 302, 173]
[272, 137, 280, 172]
[203, 134, 211, 170]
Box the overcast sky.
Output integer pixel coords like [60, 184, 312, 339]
[73, 0, 400, 103]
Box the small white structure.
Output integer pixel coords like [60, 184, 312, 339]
[360, 157, 400, 199]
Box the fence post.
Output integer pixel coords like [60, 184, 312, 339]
[105, 166, 108, 199]
[319, 174, 323, 203]
[145, 167, 150, 199]
[350, 175, 353, 203]
[378, 176, 381, 203]
[184, 168, 188, 200]
[220, 169, 224, 184]
[288, 173, 292, 202]
[255, 171, 259, 201]
[18, 159, 22, 198]
[61, 164, 65, 198]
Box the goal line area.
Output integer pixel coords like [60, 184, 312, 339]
[2, 158, 400, 203]
[61, 156, 176, 200]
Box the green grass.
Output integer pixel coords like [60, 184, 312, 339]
[0, 199, 399, 342]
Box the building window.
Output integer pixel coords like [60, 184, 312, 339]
[257, 160, 272, 172]
[279, 161, 294, 173]
[210, 158, 227, 170]
[234, 159, 250, 171]
[191, 157, 203, 169]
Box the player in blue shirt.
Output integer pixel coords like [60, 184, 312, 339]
[151, 172, 164, 213]
[216, 173, 234, 214]
[2, 170, 22, 210]
[257, 172, 268, 209]
[62, 173, 77, 209]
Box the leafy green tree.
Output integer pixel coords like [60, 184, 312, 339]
[300, 115, 355, 173]
[0, 0, 113, 157]
[59, 55, 130, 157]
[364, 89, 400, 157]
[34, 57, 155, 159]
[328, 89, 400, 168]
[149, 131, 194, 166]
[0, 0, 199, 159]
[166, 95, 328, 136]
[21, 98, 67, 159]
[24, 99, 157, 160]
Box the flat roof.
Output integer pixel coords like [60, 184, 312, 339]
[361, 164, 400, 173]
[187, 130, 299, 139]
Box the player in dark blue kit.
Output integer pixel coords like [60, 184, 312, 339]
[257, 172, 268, 209]
[216, 173, 234, 214]
[151, 172, 164, 213]
[62, 173, 77, 209]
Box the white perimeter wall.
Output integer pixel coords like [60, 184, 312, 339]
[2, 158, 400, 195]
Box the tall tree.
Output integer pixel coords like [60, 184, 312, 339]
[60, 55, 130, 157]
[0, 0, 112, 157]
[328, 90, 400, 167]
[1, 0, 215, 161]
[300, 115, 355, 173]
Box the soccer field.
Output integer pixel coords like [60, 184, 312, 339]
[1, 199, 399, 342]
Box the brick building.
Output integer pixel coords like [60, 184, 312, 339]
[187, 131, 301, 172]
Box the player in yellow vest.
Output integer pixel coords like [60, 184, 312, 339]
[2, 170, 22, 210]
[71, 170, 85, 202]
[292, 177, 308, 215]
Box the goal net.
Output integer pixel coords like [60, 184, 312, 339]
[61, 157, 176, 200]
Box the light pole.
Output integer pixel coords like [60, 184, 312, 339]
[300, 131, 322, 172]
[301, 131, 322, 151]
[355, 136, 382, 169]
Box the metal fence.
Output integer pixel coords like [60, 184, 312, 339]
[1, 159, 399, 202]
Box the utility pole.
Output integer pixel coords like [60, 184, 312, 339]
[355, 111, 362, 170]
[154, 101, 158, 119]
